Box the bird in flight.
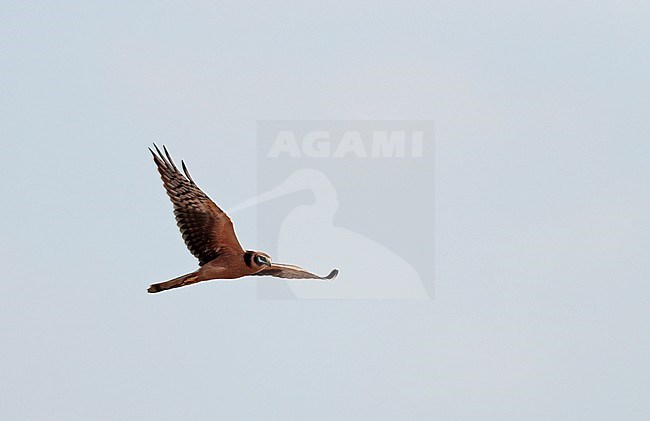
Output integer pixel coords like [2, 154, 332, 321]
[147, 145, 338, 293]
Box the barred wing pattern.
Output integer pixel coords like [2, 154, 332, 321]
[150, 145, 244, 265]
[254, 263, 338, 280]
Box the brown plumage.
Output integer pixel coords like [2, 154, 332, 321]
[147, 145, 338, 293]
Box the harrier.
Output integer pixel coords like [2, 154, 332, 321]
[147, 145, 338, 293]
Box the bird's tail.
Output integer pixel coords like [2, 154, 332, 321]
[148, 271, 200, 293]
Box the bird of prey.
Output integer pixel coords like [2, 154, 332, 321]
[147, 145, 338, 293]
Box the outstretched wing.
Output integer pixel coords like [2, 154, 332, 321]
[253, 263, 338, 280]
[150, 144, 244, 265]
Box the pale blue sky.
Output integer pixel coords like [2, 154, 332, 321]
[1, 1, 649, 419]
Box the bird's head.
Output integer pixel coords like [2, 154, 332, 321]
[245, 251, 272, 268]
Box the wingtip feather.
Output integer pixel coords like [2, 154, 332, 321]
[153, 143, 163, 157]
[149, 146, 163, 165]
[163, 145, 179, 171]
[181, 160, 195, 184]
[325, 269, 339, 280]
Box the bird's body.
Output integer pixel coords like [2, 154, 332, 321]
[147, 145, 338, 293]
[147, 251, 257, 293]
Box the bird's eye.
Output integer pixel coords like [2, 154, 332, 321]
[254, 255, 268, 265]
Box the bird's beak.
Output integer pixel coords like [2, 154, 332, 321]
[265, 261, 272, 267]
